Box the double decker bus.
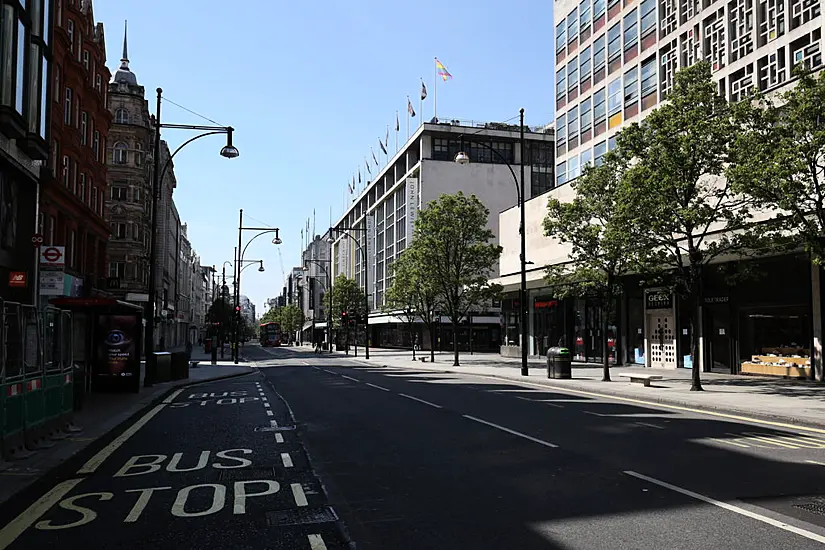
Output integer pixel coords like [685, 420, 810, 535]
[259, 322, 282, 347]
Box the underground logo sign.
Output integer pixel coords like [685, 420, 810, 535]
[42, 247, 63, 263]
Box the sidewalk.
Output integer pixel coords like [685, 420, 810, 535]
[0, 348, 257, 507]
[309, 346, 825, 430]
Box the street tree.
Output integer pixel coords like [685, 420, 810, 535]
[207, 299, 233, 343]
[323, 275, 366, 349]
[259, 307, 280, 325]
[543, 150, 646, 382]
[619, 61, 778, 391]
[384, 247, 442, 362]
[409, 192, 502, 366]
[278, 304, 305, 341]
[728, 67, 825, 262]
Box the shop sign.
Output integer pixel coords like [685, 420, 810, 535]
[704, 296, 729, 304]
[645, 290, 673, 310]
[534, 299, 559, 309]
[8, 271, 27, 288]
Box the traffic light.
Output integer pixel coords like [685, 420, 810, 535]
[340, 311, 348, 324]
[235, 306, 241, 312]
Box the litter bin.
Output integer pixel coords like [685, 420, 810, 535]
[204, 338, 212, 353]
[547, 347, 572, 379]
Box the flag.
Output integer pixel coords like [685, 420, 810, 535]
[396, 111, 400, 131]
[379, 137, 387, 155]
[385, 125, 389, 147]
[352, 175, 355, 193]
[365, 158, 371, 175]
[421, 80, 427, 101]
[408, 98, 416, 117]
[371, 147, 378, 166]
[348, 181, 353, 194]
[436, 58, 452, 81]
[358, 169, 361, 183]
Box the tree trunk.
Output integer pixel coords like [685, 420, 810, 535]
[601, 308, 611, 382]
[689, 273, 704, 391]
[411, 322, 416, 361]
[452, 320, 460, 366]
[428, 323, 435, 363]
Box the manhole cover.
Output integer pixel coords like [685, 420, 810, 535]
[266, 506, 338, 527]
[794, 502, 825, 516]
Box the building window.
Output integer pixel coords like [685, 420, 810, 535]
[594, 0, 606, 18]
[133, 224, 141, 241]
[640, 56, 656, 97]
[64, 87, 72, 124]
[67, 19, 74, 51]
[568, 155, 581, 181]
[80, 111, 88, 145]
[99, 189, 104, 216]
[114, 141, 127, 164]
[556, 160, 567, 186]
[624, 65, 639, 107]
[623, 9, 638, 50]
[580, 0, 591, 31]
[72, 159, 77, 194]
[567, 56, 578, 91]
[62, 155, 69, 185]
[556, 21, 566, 52]
[608, 134, 617, 151]
[593, 87, 606, 123]
[567, 9, 579, 43]
[51, 140, 59, 175]
[53, 63, 60, 102]
[581, 148, 593, 168]
[640, 0, 656, 36]
[135, 142, 144, 165]
[91, 187, 98, 213]
[115, 223, 127, 239]
[48, 215, 56, 245]
[93, 130, 100, 160]
[79, 173, 86, 203]
[607, 23, 621, 62]
[115, 108, 128, 124]
[95, 73, 101, 92]
[69, 230, 76, 268]
[608, 77, 622, 116]
[594, 140, 607, 166]
[567, 105, 579, 142]
[580, 46, 591, 83]
[110, 261, 126, 279]
[556, 66, 566, 99]
[593, 34, 606, 71]
[134, 187, 141, 202]
[112, 186, 128, 201]
[580, 97, 593, 133]
[556, 114, 566, 146]
[82, 50, 89, 70]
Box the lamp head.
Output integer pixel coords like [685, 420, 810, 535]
[219, 127, 240, 158]
[258, 261, 265, 272]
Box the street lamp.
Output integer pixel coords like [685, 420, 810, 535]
[145, 88, 239, 387]
[328, 226, 370, 360]
[235, 208, 282, 363]
[303, 256, 332, 353]
[454, 108, 528, 376]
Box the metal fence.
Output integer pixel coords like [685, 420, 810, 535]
[1, 302, 75, 461]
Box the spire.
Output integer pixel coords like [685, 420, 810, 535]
[120, 20, 129, 69]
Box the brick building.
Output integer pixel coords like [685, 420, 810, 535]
[39, 0, 112, 298]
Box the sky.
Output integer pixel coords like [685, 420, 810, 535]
[93, 0, 556, 314]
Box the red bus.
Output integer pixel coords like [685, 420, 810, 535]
[259, 322, 282, 347]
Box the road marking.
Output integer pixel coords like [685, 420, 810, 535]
[515, 396, 534, 402]
[77, 404, 166, 474]
[634, 422, 665, 429]
[270, 420, 279, 428]
[275, 433, 284, 443]
[543, 402, 565, 408]
[712, 437, 751, 448]
[463, 415, 558, 448]
[806, 460, 825, 466]
[341, 375, 359, 382]
[583, 410, 610, 417]
[163, 389, 184, 404]
[365, 383, 390, 392]
[291, 483, 308, 507]
[0, 478, 84, 548]
[322, 369, 336, 375]
[307, 534, 327, 550]
[261, 396, 268, 402]
[281, 453, 294, 468]
[302, 361, 311, 366]
[624, 470, 825, 544]
[264, 402, 271, 408]
[398, 393, 442, 409]
[266, 410, 274, 416]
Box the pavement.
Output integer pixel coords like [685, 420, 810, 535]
[0, 348, 255, 508]
[317, 345, 825, 430]
[6, 343, 825, 548]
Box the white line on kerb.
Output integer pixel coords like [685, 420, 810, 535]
[281, 453, 294, 468]
[341, 375, 359, 382]
[78, 403, 166, 474]
[463, 414, 558, 448]
[266, 410, 274, 416]
[307, 534, 327, 550]
[398, 393, 443, 409]
[163, 389, 184, 403]
[366, 383, 391, 392]
[0, 478, 84, 549]
[275, 433, 284, 443]
[624, 471, 825, 544]
[270, 419, 279, 428]
[291, 483, 308, 506]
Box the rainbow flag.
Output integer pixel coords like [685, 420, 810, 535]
[435, 58, 452, 81]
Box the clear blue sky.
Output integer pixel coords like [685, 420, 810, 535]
[94, 0, 555, 314]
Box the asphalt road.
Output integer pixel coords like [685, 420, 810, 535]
[4, 344, 825, 549]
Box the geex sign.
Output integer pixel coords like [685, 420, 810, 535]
[645, 290, 673, 310]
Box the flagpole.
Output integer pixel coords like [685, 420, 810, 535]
[396, 111, 399, 152]
[434, 57, 438, 122]
[406, 96, 410, 139]
[420, 78, 424, 127]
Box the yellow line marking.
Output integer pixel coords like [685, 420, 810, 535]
[806, 460, 825, 466]
[0, 478, 83, 549]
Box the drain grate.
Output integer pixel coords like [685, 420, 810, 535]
[266, 506, 338, 527]
[794, 501, 825, 516]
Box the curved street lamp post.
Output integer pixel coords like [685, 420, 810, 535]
[454, 108, 529, 376]
[145, 88, 239, 387]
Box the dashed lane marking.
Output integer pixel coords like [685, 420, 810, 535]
[281, 453, 294, 468]
[365, 383, 390, 392]
[0, 478, 83, 549]
[308, 534, 327, 550]
[275, 433, 284, 443]
[634, 422, 665, 429]
[163, 389, 184, 404]
[266, 410, 274, 416]
[398, 393, 443, 409]
[270, 419, 279, 428]
[341, 375, 359, 383]
[291, 483, 308, 507]
[463, 414, 558, 449]
[624, 470, 825, 544]
[321, 369, 336, 375]
[264, 402, 271, 408]
[78, 403, 166, 474]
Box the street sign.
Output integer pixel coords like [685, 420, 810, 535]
[40, 246, 65, 269]
[31, 234, 44, 248]
[8, 272, 27, 288]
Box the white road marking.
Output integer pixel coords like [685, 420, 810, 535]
[365, 383, 390, 392]
[163, 389, 184, 404]
[322, 369, 336, 374]
[78, 404, 166, 474]
[515, 396, 534, 402]
[341, 375, 359, 382]
[281, 453, 294, 468]
[275, 433, 284, 443]
[806, 460, 825, 466]
[0, 478, 84, 549]
[270, 419, 279, 428]
[634, 422, 665, 429]
[398, 393, 442, 409]
[264, 402, 271, 408]
[624, 470, 825, 544]
[463, 415, 558, 448]
[291, 483, 308, 506]
[713, 437, 751, 448]
[583, 410, 610, 417]
[307, 534, 328, 550]
[543, 402, 565, 408]
[266, 410, 273, 416]
[302, 361, 311, 366]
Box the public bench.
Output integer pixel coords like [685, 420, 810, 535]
[618, 373, 663, 387]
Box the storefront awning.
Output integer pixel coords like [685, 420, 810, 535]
[48, 297, 143, 312]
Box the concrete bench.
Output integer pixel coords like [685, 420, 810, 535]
[618, 373, 663, 387]
[190, 361, 200, 369]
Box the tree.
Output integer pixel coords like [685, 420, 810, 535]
[323, 275, 366, 349]
[207, 299, 233, 343]
[259, 307, 280, 326]
[619, 61, 777, 391]
[278, 304, 305, 340]
[409, 192, 502, 366]
[543, 150, 645, 381]
[728, 67, 824, 261]
[384, 247, 442, 362]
